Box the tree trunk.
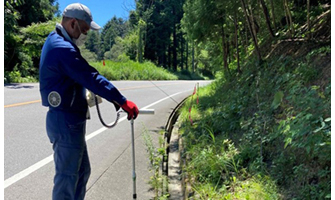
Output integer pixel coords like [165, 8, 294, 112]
[221, 19, 229, 72]
[244, 22, 249, 54]
[185, 40, 189, 70]
[241, 0, 262, 61]
[172, 7, 177, 71]
[234, 11, 241, 73]
[284, 0, 294, 38]
[168, 44, 172, 69]
[173, 25, 177, 71]
[161, 43, 167, 68]
[248, 0, 258, 44]
[260, 0, 275, 37]
[192, 42, 195, 73]
[138, 26, 143, 63]
[307, 0, 311, 39]
[180, 34, 184, 70]
[287, 1, 294, 36]
[269, 0, 277, 33]
[283, 0, 290, 35]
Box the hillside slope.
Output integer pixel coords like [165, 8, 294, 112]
[178, 9, 330, 200]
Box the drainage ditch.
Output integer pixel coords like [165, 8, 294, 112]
[163, 97, 191, 200]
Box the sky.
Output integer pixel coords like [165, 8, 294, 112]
[56, 0, 136, 28]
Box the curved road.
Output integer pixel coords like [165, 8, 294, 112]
[4, 80, 211, 200]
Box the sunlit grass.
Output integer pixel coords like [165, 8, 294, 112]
[90, 60, 178, 80]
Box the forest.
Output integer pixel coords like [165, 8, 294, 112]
[4, 0, 330, 82]
[5, 0, 208, 82]
[4, 0, 331, 199]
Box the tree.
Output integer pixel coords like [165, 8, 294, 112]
[269, 0, 277, 33]
[182, 0, 217, 70]
[100, 16, 128, 53]
[85, 31, 100, 55]
[240, 0, 262, 61]
[4, 0, 21, 72]
[137, 19, 146, 63]
[183, 0, 240, 73]
[307, 0, 311, 39]
[233, 8, 241, 73]
[259, 0, 275, 37]
[139, 0, 171, 67]
[122, 30, 139, 61]
[283, 0, 294, 38]
[14, 0, 58, 27]
[105, 37, 125, 61]
[19, 18, 58, 76]
[4, 0, 58, 75]
[134, 0, 186, 69]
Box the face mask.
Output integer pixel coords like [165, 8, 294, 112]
[73, 20, 87, 46]
[74, 33, 87, 46]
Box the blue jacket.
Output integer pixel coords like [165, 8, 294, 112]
[39, 28, 126, 116]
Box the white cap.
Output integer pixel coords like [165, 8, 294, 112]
[62, 3, 101, 30]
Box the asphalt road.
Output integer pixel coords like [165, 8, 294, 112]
[4, 80, 211, 200]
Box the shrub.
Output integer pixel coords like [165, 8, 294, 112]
[90, 60, 178, 80]
[178, 45, 330, 199]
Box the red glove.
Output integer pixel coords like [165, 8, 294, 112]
[121, 100, 139, 120]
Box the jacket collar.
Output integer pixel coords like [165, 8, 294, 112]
[55, 23, 74, 43]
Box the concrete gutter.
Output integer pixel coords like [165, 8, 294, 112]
[164, 95, 194, 200]
[168, 120, 183, 199]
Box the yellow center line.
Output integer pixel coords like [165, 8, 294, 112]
[4, 82, 182, 108]
[4, 100, 42, 108]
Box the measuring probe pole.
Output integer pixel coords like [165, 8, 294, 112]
[130, 109, 155, 199]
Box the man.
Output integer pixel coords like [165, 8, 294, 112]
[39, 3, 139, 200]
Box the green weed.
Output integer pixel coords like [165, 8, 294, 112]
[178, 45, 330, 199]
[142, 126, 169, 199]
[91, 60, 178, 80]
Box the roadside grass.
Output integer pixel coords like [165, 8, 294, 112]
[90, 60, 179, 81]
[142, 125, 169, 200]
[177, 45, 330, 199]
[5, 70, 38, 83]
[192, 176, 280, 200]
[91, 60, 209, 81]
[5, 59, 209, 83]
[178, 83, 283, 200]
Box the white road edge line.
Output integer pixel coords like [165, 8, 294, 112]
[4, 91, 184, 189]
